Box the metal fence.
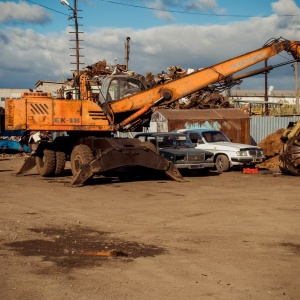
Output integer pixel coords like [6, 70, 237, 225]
[250, 115, 300, 145]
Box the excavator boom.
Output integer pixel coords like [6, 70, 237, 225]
[109, 39, 300, 124]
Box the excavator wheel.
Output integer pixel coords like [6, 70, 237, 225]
[70, 144, 93, 176]
[35, 149, 56, 177]
[55, 151, 66, 176]
[140, 141, 159, 153]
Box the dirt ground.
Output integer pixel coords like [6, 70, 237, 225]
[0, 156, 299, 300]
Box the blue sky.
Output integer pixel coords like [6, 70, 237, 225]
[0, 0, 300, 91]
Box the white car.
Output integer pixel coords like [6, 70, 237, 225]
[176, 129, 266, 172]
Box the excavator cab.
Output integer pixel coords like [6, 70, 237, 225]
[97, 75, 148, 126]
[98, 75, 147, 104]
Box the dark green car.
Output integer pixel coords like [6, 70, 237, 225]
[135, 132, 214, 170]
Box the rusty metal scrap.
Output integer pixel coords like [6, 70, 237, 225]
[61, 59, 235, 109]
[143, 65, 234, 110]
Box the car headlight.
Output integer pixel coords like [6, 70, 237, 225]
[236, 150, 248, 156]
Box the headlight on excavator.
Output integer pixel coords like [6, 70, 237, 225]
[236, 150, 248, 156]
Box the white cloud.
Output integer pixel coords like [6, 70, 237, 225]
[148, 0, 218, 11]
[0, 0, 299, 90]
[145, 0, 219, 21]
[271, 0, 300, 28]
[147, 0, 175, 22]
[183, 0, 218, 11]
[0, 1, 51, 24]
[271, 0, 300, 14]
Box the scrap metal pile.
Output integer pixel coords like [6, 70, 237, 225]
[144, 65, 233, 109]
[63, 61, 233, 109]
[257, 129, 285, 172]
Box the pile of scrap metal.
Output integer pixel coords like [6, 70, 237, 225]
[53, 58, 233, 109]
[57, 60, 233, 109]
[257, 129, 284, 171]
[58, 59, 147, 102]
[144, 66, 233, 109]
[57, 59, 117, 99]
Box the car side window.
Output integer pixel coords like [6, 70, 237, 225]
[188, 133, 197, 143]
[189, 132, 203, 145]
[148, 137, 157, 147]
[203, 132, 212, 142]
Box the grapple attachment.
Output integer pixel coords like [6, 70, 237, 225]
[279, 121, 300, 176]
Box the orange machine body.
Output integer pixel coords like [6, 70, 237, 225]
[5, 92, 113, 132]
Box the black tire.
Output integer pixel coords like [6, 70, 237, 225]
[70, 145, 93, 176]
[35, 149, 56, 177]
[215, 154, 230, 172]
[141, 141, 159, 153]
[55, 151, 66, 176]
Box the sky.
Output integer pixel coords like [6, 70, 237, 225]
[0, 0, 300, 91]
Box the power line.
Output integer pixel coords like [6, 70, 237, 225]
[25, 0, 69, 16]
[24, 0, 300, 18]
[100, 0, 299, 18]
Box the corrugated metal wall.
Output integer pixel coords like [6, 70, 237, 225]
[250, 115, 300, 145]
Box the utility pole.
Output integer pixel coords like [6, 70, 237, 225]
[264, 59, 269, 115]
[60, 0, 84, 99]
[124, 37, 130, 71]
[74, 0, 80, 89]
[295, 62, 299, 114]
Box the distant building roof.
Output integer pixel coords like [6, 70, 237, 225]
[35, 80, 66, 88]
[229, 89, 296, 97]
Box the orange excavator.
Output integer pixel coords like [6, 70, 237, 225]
[5, 37, 300, 185]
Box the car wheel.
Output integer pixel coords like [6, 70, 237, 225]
[215, 154, 229, 172]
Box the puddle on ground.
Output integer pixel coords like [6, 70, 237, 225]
[4, 226, 167, 269]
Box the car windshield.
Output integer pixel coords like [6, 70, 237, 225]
[157, 135, 193, 148]
[202, 131, 230, 143]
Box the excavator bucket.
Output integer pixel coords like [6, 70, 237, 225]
[71, 144, 184, 187]
[15, 156, 36, 175]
